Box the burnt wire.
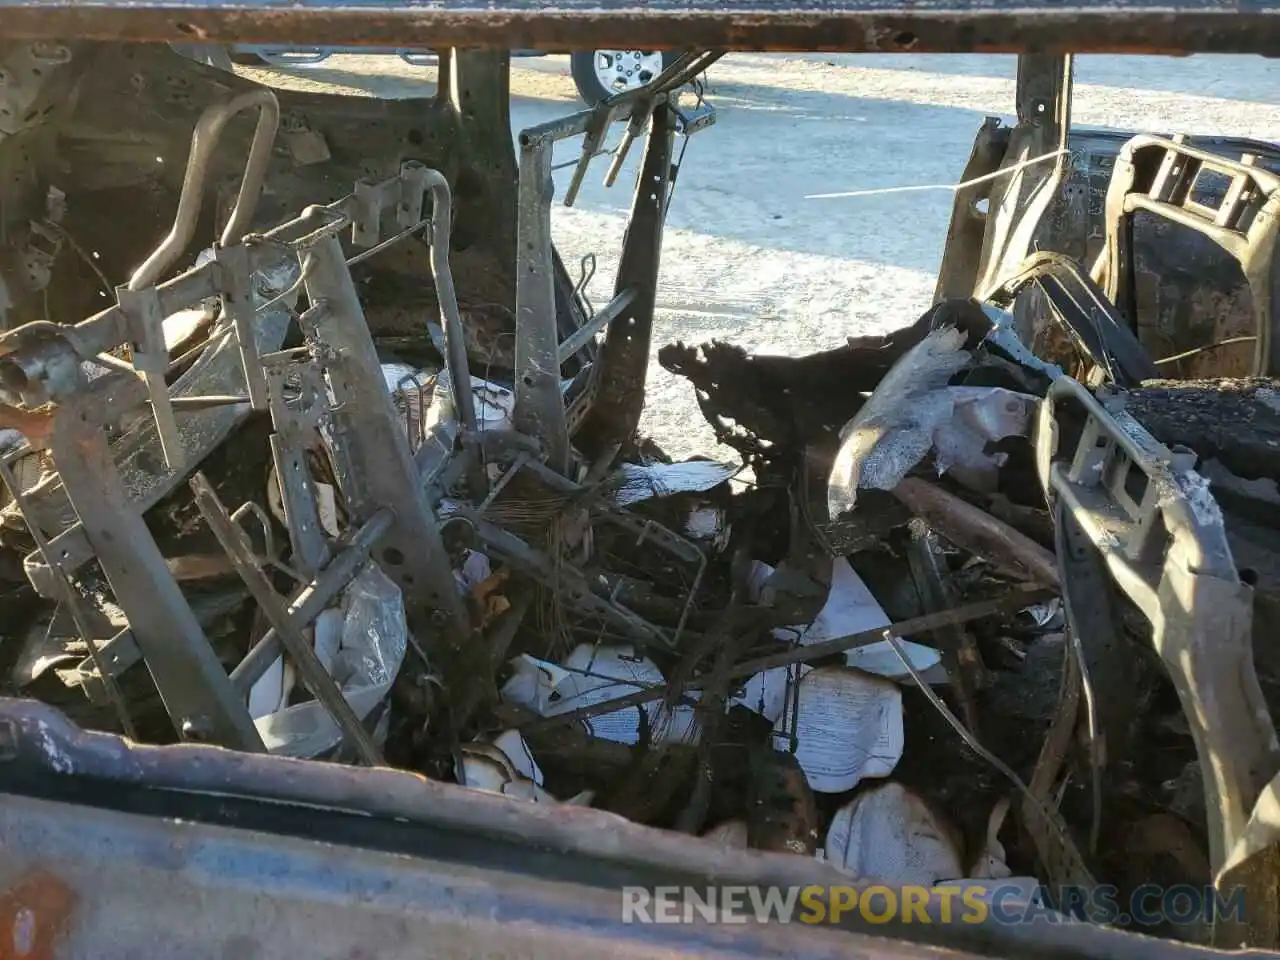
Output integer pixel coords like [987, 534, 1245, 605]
[883, 629, 1096, 881]
[807, 148, 1069, 201]
[1154, 335, 1257, 366]
[663, 77, 706, 221]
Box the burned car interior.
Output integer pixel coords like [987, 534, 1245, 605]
[2, 2, 1280, 957]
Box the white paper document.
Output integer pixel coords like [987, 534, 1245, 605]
[737, 664, 903, 794]
[781, 666, 904, 793]
[789, 558, 942, 681]
[502, 644, 700, 745]
[611, 459, 741, 506]
[825, 782, 964, 885]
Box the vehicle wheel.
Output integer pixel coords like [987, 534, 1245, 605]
[570, 50, 680, 104]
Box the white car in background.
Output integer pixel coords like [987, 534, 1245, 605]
[226, 46, 681, 104]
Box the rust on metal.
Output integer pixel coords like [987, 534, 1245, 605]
[0, 2, 1277, 53]
[0, 872, 75, 960]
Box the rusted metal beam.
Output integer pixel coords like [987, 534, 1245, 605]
[0, 2, 1278, 54]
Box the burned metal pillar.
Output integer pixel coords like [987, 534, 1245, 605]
[298, 235, 466, 634]
[931, 118, 1011, 302]
[974, 55, 1074, 298]
[514, 127, 569, 473]
[445, 50, 518, 278]
[1016, 54, 1071, 151]
[579, 103, 674, 462]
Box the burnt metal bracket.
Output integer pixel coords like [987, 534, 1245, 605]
[514, 127, 570, 474]
[1036, 375, 1280, 945]
[513, 57, 715, 473]
[231, 507, 395, 695]
[297, 232, 465, 632]
[578, 102, 674, 462]
[48, 374, 264, 751]
[984, 250, 1159, 387]
[932, 116, 1011, 303]
[214, 242, 270, 411]
[115, 284, 183, 470]
[1093, 134, 1280, 376]
[263, 352, 331, 575]
[1, 163, 469, 742]
[191, 472, 385, 766]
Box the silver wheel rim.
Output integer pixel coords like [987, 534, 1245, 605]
[591, 50, 666, 95]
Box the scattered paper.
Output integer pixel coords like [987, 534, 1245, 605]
[845, 638, 944, 682]
[424, 373, 515, 433]
[800, 557, 894, 646]
[684, 502, 729, 550]
[1022, 598, 1063, 631]
[611, 459, 740, 507]
[501, 644, 700, 745]
[248, 648, 289, 720]
[381, 362, 426, 395]
[255, 563, 408, 757]
[738, 664, 902, 794]
[459, 728, 560, 803]
[493, 728, 542, 783]
[825, 782, 964, 885]
[732, 662, 808, 724]
[768, 558, 941, 682]
[747, 560, 776, 605]
[459, 729, 594, 806]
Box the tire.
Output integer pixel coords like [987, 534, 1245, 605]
[570, 50, 680, 105]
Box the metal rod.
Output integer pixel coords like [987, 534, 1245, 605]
[169, 395, 252, 410]
[344, 215, 430, 268]
[558, 287, 637, 363]
[604, 105, 649, 188]
[0, 196, 345, 390]
[416, 168, 478, 438]
[894, 476, 1060, 586]
[191, 473, 385, 766]
[519, 583, 1056, 732]
[518, 51, 717, 148]
[231, 506, 395, 693]
[563, 108, 621, 207]
[129, 89, 280, 290]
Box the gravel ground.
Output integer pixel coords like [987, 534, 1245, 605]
[246, 52, 1280, 459]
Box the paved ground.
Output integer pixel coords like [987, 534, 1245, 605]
[248, 52, 1280, 459]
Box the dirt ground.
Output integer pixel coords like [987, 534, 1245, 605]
[244, 52, 1280, 459]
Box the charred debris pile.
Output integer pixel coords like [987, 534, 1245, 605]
[0, 60, 1277, 943]
[4, 255, 1278, 941]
